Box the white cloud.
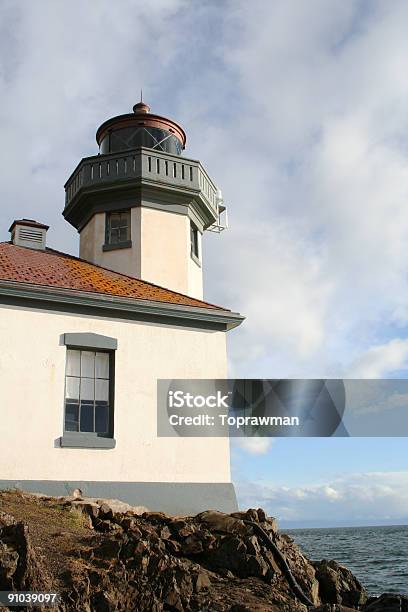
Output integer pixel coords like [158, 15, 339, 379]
[348, 339, 408, 377]
[0, 0, 185, 251]
[233, 437, 273, 455]
[237, 471, 408, 523]
[204, 0, 408, 377]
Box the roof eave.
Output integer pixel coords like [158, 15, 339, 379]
[0, 280, 245, 331]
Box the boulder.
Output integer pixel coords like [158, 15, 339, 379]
[311, 606, 359, 611]
[170, 519, 197, 538]
[70, 500, 100, 519]
[313, 559, 368, 608]
[0, 511, 52, 591]
[231, 508, 278, 531]
[364, 593, 408, 611]
[196, 510, 248, 536]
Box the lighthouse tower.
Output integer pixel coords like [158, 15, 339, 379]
[63, 100, 226, 299]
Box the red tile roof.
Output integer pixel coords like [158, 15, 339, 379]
[0, 242, 224, 310]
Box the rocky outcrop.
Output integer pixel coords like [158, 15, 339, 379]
[364, 594, 408, 611]
[313, 559, 368, 608]
[0, 511, 52, 593]
[0, 491, 405, 611]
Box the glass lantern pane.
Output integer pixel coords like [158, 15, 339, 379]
[66, 349, 80, 377]
[66, 376, 80, 400]
[81, 351, 95, 378]
[95, 353, 109, 379]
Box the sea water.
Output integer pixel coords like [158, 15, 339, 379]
[286, 525, 408, 595]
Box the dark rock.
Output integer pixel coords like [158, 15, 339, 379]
[312, 606, 359, 611]
[363, 593, 408, 611]
[204, 535, 247, 574]
[194, 570, 211, 591]
[256, 508, 267, 522]
[95, 538, 122, 559]
[218, 567, 235, 578]
[165, 539, 182, 555]
[181, 534, 204, 555]
[244, 553, 269, 578]
[160, 525, 171, 539]
[70, 500, 100, 520]
[3, 492, 406, 612]
[91, 590, 117, 612]
[99, 503, 114, 520]
[0, 511, 52, 591]
[120, 517, 141, 534]
[0, 541, 19, 584]
[244, 508, 259, 522]
[196, 510, 248, 535]
[314, 559, 368, 608]
[246, 534, 262, 556]
[142, 511, 170, 523]
[171, 519, 196, 538]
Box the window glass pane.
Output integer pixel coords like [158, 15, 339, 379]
[81, 377, 94, 401]
[110, 213, 121, 229]
[66, 376, 80, 400]
[191, 223, 199, 257]
[95, 404, 109, 433]
[110, 228, 120, 244]
[119, 227, 129, 242]
[95, 353, 109, 379]
[107, 210, 130, 244]
[66, 349, 80, 377]
[64, 346, 112, 437]
[81, 351, 95, 378]
[80, 402, 94, 432]
[96, 379, 109, 401]
[65, 401, 79, 432]
[121, 211, 130, 225]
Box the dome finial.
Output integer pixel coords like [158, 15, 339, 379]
[133, 91, 150, 114]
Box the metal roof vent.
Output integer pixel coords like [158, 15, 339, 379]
[9, 219, 49, 250]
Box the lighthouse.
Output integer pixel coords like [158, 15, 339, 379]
[63, 100, 227, 299]
[0, 99, 242, 514]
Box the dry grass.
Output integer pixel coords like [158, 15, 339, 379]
[0, 489, 104, 590]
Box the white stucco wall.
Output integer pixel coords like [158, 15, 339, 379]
[78, 208, 204, 299]
[79, 209, 142, 278]
[0, 303, 230, 484]
[188, 230, 203, 300]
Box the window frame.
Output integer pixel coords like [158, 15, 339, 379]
[103, 209, 132, 251]
[60, 333, 117, 449]
[190, 221, 200, 265]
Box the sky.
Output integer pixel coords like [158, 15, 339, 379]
[1, 0, 408, 527]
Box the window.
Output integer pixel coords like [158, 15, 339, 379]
[106, 210, 131, 245]
[65, 349, 112, 436]
[190, 222, 199, 260]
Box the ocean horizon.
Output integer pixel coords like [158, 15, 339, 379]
[281, 520, 408, 529]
